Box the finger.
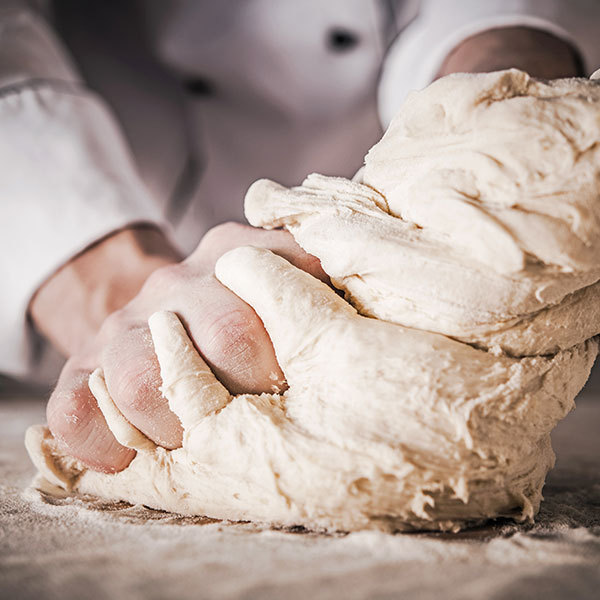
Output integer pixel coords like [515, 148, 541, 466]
[46, 359, 135, 473]
[135, 261, 288, 396]
[101, 322, 183, 449]
[181, 224, 331, 394]
[191, 222, 329, 283]
[148, 311, 230, 431]
[214, 246, 355, 371]
[89, 368, 156, 452]
[171, 273, 287, 395]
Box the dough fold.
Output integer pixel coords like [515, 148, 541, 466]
[26, 70, 600, 532]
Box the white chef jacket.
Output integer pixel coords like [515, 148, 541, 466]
[1, 0, 599, 383]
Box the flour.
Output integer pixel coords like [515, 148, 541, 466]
[25, 70, 600, 532]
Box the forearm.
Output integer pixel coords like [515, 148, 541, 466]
[436, 26, 584, 79]
[29, 226, 182, 357]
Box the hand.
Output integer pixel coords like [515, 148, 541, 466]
[30, 226, 182, 357]
[45, 223, 327, 473]
[29, 246, 587, 531]
[436, 26, 583, 80]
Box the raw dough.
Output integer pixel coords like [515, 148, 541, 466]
[26, 70, 600, 532]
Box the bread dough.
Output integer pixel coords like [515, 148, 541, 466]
[26, 70, 600, 532]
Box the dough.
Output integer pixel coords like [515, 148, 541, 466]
[26, 70, 600, 532]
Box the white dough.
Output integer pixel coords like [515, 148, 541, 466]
[26, 70, 600, 532]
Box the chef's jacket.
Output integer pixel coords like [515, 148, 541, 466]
[2, 0, 599, 382]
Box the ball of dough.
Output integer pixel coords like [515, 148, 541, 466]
[27, 70, 600, 532]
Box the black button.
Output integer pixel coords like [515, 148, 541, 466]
[183, 78, 215, 97]
[327, 28, 360, 52]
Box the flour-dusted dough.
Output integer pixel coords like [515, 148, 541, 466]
[26, 70, 600, 532]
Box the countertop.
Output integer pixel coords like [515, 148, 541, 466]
[1, 382, 598, 600]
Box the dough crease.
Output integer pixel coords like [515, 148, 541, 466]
[26, 70, 600, 532]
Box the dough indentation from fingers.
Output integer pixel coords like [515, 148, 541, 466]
[28, 69, 600, 533]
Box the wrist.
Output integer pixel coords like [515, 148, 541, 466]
[437, 26, 584, 80]
[29, 225, 182, 357]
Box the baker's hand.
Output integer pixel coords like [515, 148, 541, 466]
[436, 26, 583, 80]
[46, 223, 327, 473]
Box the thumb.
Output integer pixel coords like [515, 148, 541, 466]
[214, 246, 355, 374]
[148, 311, 231, 431]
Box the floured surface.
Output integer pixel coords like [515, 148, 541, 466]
[2, 387, 599, 600]
[25, 70, 600, 531]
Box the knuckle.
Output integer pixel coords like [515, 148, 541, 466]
[142, 263, 187, 294]
[114, 369, 159, 415]
[47, 370, 95, 447]
[105, 348, 161, 417]
[198, 222, 248, 252]
[46, 361, 137, 473]
[203, 308, 264, 362]
[208, 221, 247, 240]
[99, 310, 127, 339]
[199, 306, 283, 394]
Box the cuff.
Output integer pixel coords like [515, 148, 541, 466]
[378, 0, 600, 127]
[0, 82, 166, 380]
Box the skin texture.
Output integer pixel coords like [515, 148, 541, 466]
[32, 26, 583, 474]
[29, 226, 182, 357]
[39, 224, 327, 472]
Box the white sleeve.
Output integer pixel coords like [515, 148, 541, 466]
[378, 0, 600, 126]
[0, 3, 166, 381]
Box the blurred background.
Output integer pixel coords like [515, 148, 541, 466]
[3, 0, 600, 387]
[48, 0, 416, 252]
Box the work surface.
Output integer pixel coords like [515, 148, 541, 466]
[1, 383, 599, 600]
